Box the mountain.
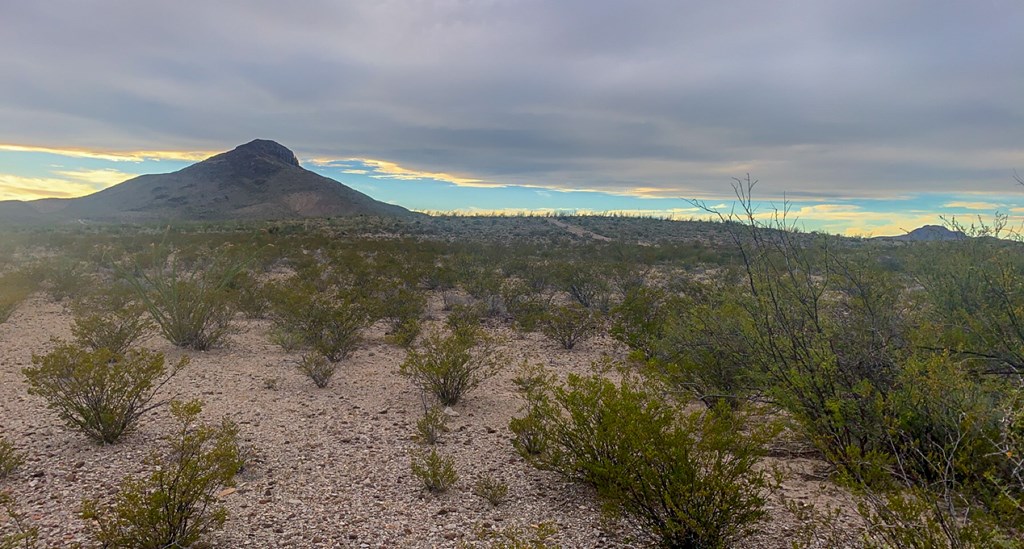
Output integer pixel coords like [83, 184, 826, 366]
[884, 225, 966, 242]
[0, 139, 415, 224]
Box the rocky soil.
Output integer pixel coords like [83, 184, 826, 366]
[0, 292, 861, 548]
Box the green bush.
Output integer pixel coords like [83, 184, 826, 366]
[469, 522, 559, 549]
[70, 286, 153, 355]
[609, 287, 670, 360]
[376, 285, 427, 347]
[400, 329, 502, 406]
[81, 399, 243, 549]
[296, 352, 336, 388]
[410, 449, 458, 493]
[23, 344, 186, 444]
[511, 368, 774, 548]
[414, 406, 450, 445]
[540, 303, 599, 350]
[473, 474, 509, 506]
[120, 249, 245, 350]
[268, 281, 370, 362]
[0, 438, 23, 480]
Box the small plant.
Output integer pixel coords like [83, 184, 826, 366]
[296, 352, 337, 388]
[81, 399, 243, 549]
[470, 521, 560, 549]
[0, 437, 23, 480]
[473, 474, 509, 506]
[268, 326, 305, 352]
[261, 377, 280, 391]
[0, 491, 39, 549]
[70, 287, 153, 355]
[23, 343, 186, 444]
[415, 406, 450, 445]
[411, 448, 459, 493]
[43, 258, 91, 302]
[400, 329, 503, 406]
[540, 304, 598, 350]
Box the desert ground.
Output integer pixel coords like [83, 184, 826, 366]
[1, 287, 860, 548]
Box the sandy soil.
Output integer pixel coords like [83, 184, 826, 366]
[0, 292, 862, 548]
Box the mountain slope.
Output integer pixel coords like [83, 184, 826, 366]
[0, 139, 414, 224]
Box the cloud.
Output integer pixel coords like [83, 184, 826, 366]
[0, 174, 102, 200]
[0, 143, 212, 163]
[0, 1, 1022, 207]
[943, 201, 1002, 211]
[52, 168, 135, 187]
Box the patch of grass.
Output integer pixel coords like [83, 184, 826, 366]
[411, 449, 458, 493]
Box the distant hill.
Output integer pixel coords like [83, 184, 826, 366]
[0, 139, 415, 224]
[877, 225, 966, 242]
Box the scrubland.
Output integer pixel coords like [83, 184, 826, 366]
[1, 208, 1022, 548]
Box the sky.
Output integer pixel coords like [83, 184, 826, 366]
[1, 1, 1023, 236]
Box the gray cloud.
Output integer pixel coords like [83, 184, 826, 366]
[2, 0, 1023, 199]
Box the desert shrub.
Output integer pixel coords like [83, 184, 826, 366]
[70, 286, 153, 355]
[296, 352, 336, 388]
[81, 399, 243, 549]
[268, 281, 370, 362]
[469, 521, 560, 549]
[0, 492, 38, 549]
[558, 264, 610, 311]
[473, 474, 509, 506]
[41, 258, 92, 302]
[0, 438, 23, 480]
[654, 287, 758, 409]
[227, 270, 270, 319]
[120, 249, 245, 350]
[445, 303, 487, 335]
[501, 280, 549, 332]
[410, 449, 458, 493]
[511, 368, 774, 548]
[268, 326, 305, 351]
[609, 286, 670, 361]
[400, 329, 502, 406]
[376, 285, 427, 347]
[415, 406, 450, 445]
[858, 487, 1015, 549]
[540, 303, 599, 350]
[0, 270, 38, 324]
[23, 344, 186, 444]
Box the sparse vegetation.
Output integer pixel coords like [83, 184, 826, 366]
[0, 438, 23, 480]
[400, 328, 503, 406]
[473, 474, 509, 506]
[81, 399, 244, 549]
[296, 352, 337, 388]
[70, 285, 153, 355]
[410, 448, 458, 493]
[414, 405, 450, 445]
[511, 367, 775, 548]
[0, 492, 38, 549]
[23, 344, 186, 444]
[540, 303, 599, 350]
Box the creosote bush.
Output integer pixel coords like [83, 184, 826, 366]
[23, 344, 186, 444]
[0, 438, 23, 480]
[511, 367, 775, 548]
[540, 303, 599, 350]
[400, 328, 503, 406]
[0, 270, 38, 325]
[415, 406, 450, 445]
[296, 352, 337, 388]
[473, 474, 509, 506]
[410, 449, 458, 493]
[70, 286, 153, 355]
[268, 281, 371, 362]
[81, 399, 244, 549]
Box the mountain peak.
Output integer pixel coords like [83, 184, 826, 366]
[229, 139, 300, 167]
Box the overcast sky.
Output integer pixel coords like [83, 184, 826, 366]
[2, 1, 1023, 235]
